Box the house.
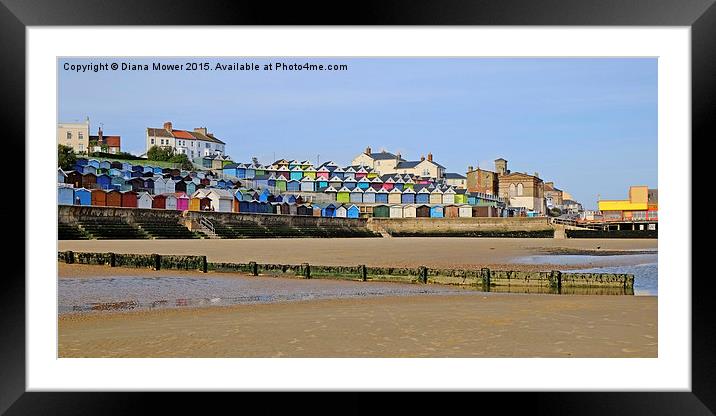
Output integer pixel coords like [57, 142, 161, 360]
[58, 118, 90, 153]
[351, 147, 405, 175]
[106, 190, 122, 207]
[444, 173, 467, 189]
[120, 191, 138, 208]
[416, 205, 431, 218]
[91, 189, 107, 206]
[430, 205, 444, 218]
[389, 205, 403, 218]
[498, 171, 546, 215]
[137, 192, 153, 209]
[152, 194, 167, 209]
[403, 204, 417, 218]
[346, 204, 360, 219]
[88, 127, 121, 154]
[372, 204, 390, 218]
[58, 186, 74, 205]
[146, 122, 226, 159]
[74, 188, 91, 205]
[207, 189, 234, 212]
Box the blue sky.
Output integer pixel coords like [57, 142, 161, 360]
[58, 57, 657, 208]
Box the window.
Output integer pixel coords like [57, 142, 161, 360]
[205, 143, 210, 148]
[517, 183, 524, 196]
[150, 138, 155, 145]
[78, 132, 84, 140]
[509, 183, 516, 197]
[66, 132, 72, 140]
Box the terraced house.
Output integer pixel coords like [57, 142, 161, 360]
[146, 121, 226, 159]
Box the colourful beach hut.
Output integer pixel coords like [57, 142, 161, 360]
[444, 204, 459, 218]
[349, 187, 364, 204]
[416, 187, 431, 204]
[375, 188, 389, 204]
[336, 186, 351, 203]
[454, 189, 468, 204]
[91, 189, 107, 206]
[442, 187, 456, 205]
[137, 192, 153, 209]
[321, 203, 337, 218]
[363, 188, 377, 204]
[416, 205, 431, 218]
[357, 177, 371, 190]
[388, 188, 402, 205]
[372, 204, 390, 218]
[346, 204, 360, 219]
[402, 204, 417, 218]
[207, 189, 234, 212]
[343, 177, 357, 190]
[401, 188, 416, 204]
[106, 190, 122, 207]
[290, 166, 304, 181]
[75, 188, 91, 206]
[335, 205, 348, 218]
[120, 191, 138, 208]
[389, 205, 403, 218]
[152, 194, 167, 209]
[287, 179, 301, 192]
[328, 176, 343, 189]
[370, 177, 383, 191]
[458, 205, 473, 217]
[324, 186, 338, 201]
[176, 192, 190, 211]
[58, 186, 74, 205]
[430, 188, 443, 204]
[430, 205, 444, 218]
[300, 177, 316, 192]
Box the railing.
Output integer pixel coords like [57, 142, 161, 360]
[199, 216, 215, 234]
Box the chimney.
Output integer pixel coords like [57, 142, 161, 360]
[163, 121, 172, 131]
[194, 127, 208, 135]
[420, 155, 425, 161]
[365, 146, 371, 155]
[468, 166, 473, 172]
[396, 152, 401, 160]
[427, 152, 433, 162]
[98, 127, 103, 141]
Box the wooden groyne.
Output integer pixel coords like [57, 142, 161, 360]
[58, 251, 634, 294]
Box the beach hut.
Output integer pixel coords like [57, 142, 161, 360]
[321, 203, 337, 218]
[88, 159, 100, 169]
[75, 158, 88, 167]
[297, 204, 313, 216]
[287, 179, 301, 192]
[289, 166, 304, 181]
[57, 168, 67, 184]
[176, 192, 190, 211]
[355, 167, 368, 180]
[142, 166, 153, 174]
[346, 204, 360, 219]
[343, 177, 357, 190]
[315, 178, 329, 191]
[458, 205, 473, 217]
[375, 188, 389, 204]
[336, 187, 351, 204]
[163, 193, 177, 210]
[332, 167, 345, 180]
[401, 188, 416, 204]
[443, 187, 456, 205]
[105, 190, 122, 207]
[389, 205, 403, 218]
[429, 188, 443, 204]
[276, 166, 290, 179]
[388, 188, 402, 205]
[343, 166, 356, 180]
[238, 200, 250, 213]
[316, 166, 330, 180]
[99, 160, 111, 170]
[416, 187, 431, 204]
[142, 178, 156, 194]
[110, 161, 123, 170]
[58, 186, 74, 205]
[382, 177, 395, 191]
[335, 205, 348, 218]
[207, 189, 234, 212]
[109, 168, 122, 177]
[454, 189, 468, 204]
[82, 173, 97, 189]
[152, 194, 167, 209]
[153, 177, 167, 195]
[403, 204, 417, 218]
[174, 180, 187, 193]
[370, 177, 383, 191]
[416, 205, 431, 218]
[275, 177, 287, 192]
[300, 176, 316, 192]
[444, 204, 459, 218]
[324, 186, 338, 201]
[394, 178, 405, 191]
[430, 205, 444, 218]
[303, 166, 317, 180]
[328, 176, 343, 190]
[349, 187, 364, 204]
[120, 191, 138, 208]
[357, 177, 371, 190]
[137, 192, 153, 209]
[363, 188, 377, 204]
[91, 189, 107, 206]
[372, 204, 390, 218]
[190, 189, 212, 211]
[258, 188, 272, 203]
[73, 188, 91, 205]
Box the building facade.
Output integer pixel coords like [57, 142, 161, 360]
[498, 172, 546, 215]
[352, 147, 445, 179]
[57, 118, 90, 153]
[598, 185, 657, 221]
[146, 121, 226, 159]
[89, 126, 121, 154]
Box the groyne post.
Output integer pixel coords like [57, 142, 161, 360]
[65, 251, 74, 264]
[481, 267, 491, 291]
[202, 256, 208, 273]
[250, 261, 258, 276]
[418, 266, 428, 284]
[551, 270, 562, 293]
[361, 264, 367, 282]
[302, 263, 311, 279]
[108, 252, 116, 267]
[152, 254, 161, 271]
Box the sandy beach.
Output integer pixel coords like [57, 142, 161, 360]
[59, 292, 657, 358]
[58, 237, 657, 271]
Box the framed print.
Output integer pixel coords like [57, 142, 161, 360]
[2, 0, 711, 413]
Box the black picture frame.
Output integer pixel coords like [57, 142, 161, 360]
[1, 0, 708, 413]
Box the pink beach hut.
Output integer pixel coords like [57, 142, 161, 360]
[175, 192, 190, 211]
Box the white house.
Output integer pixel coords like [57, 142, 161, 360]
[146, 121, 226, 159]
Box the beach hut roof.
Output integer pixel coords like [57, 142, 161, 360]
[337, 186, 351, 193]
[417, 187, 431, 194]
[329, 176, 343, 182]
[344, 166, 356, 173]
[350, 187, 364, 193]
[389, 188, 403, 194]
[370, 177, 383, 183]
[377, 188, 389, 194]
[325, 186, 338, 193]
[343, 176, 357, 183]
[402, 187, 416, 194]
[304, 166, 317, 172]
[301, 176, 315, 182]
[358, 177, 371, 183]
[444, 187, 456, 194]
[431, 187, 444, 194]
[332, 167, 345, 173]
[364, 187, 377, 193]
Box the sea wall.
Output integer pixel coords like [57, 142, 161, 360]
[59, 251, 634, 293]
[566, 229, 658, 239]
[368, 217, 555, 238]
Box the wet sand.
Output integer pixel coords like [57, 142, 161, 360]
[58, 237, 657, 271]
[59, 293, 657, 358]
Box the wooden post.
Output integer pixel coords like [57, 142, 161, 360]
[152, 254, 161, 271]
[418, 266, 428, 284]
[250, 261, 258, 276]
[65, 251, 74, 264]
[108, 252, 116, 268]
[551, 270, 562, 293]
[481, 267, 491, 291]
[361, 265, 367, 282]
[302, 263, 311, 279]
[202, 256, 208, 273]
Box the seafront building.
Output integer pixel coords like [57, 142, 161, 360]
[597, 185, 658, 222]
[145, 121, 227, 160]
[57, 117, 90, 154]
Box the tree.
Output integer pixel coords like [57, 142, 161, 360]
[58, 144, 76, 171]
[169, 153, 194, 170]
[146, 145, 175, 161]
